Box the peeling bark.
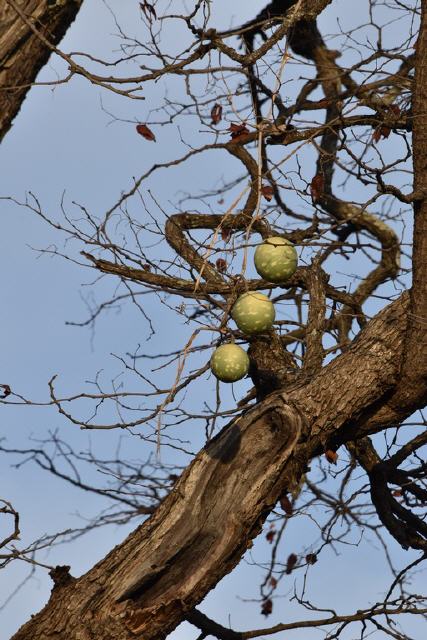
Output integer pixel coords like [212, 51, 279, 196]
[0, 0, 84, 142]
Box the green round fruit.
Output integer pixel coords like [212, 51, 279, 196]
[231, 292, 275, 335]
[254, 236, 298, 283]
[210, 343, 249, 383]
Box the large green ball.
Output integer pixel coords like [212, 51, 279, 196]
[254, 236, 298, 283]
[231, 292, 275, 335]
[210, 343, 249, 383]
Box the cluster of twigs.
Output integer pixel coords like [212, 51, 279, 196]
[1, 1, 426, 638]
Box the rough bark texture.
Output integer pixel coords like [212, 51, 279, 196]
[10, 293, 415, 640]
[5, 1, 427, 639]
[0, 0, 84, 142]
[346, 0, 427, 434]
[401, 0, 427, 393]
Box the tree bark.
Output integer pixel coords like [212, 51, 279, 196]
[5, 1, 427, 639]
[0, 0, 84, 142]
[401, 0, 427, 393]
[11, 292, 420, 640]
[332, 0, 427, 437]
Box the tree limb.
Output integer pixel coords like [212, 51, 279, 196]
[11, 291, 424, 640]
[0, 0, 84, 142]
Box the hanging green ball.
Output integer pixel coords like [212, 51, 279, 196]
[231, 292, 275, 335]
[254, 236, 298, 283]
[210, 343, 250, 383]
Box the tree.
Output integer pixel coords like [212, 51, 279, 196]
[1, 1, 426, 639]
[0, 0, 83, 142]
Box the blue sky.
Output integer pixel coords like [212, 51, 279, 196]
[0, 1, 424, 638]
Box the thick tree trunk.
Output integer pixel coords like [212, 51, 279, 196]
[0, 0, 84, 142]
[342, 0, 427, 436]
[5, 2, 427, 640]
[11, 293, 416, 640]
[402, 0, 427, 392]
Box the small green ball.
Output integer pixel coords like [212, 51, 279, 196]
[231, 292, 275, 335]
[254, 236, 298, 283]
[210, 343, 249, 383]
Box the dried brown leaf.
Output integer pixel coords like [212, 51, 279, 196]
[310, 173, 324, 203]
[136, 123, 156, 141]
[215, 258, 227, 273]
[380, 125, 391, 139]
[261, 184, 274, 202]
[266, 530, 276, 544]
[261, 598, 273, 617]
[286, 553, 298, 574]
[325, 449, 338, 465]
[388, 104, 401, 117]
[0, 384, 11, 398]
[221, 228, 231, 243]
[372, 125, 391, 143]
[211, 103, 223, 125]
[280, 494, 293, 516]
[229, 122, 250, 142]
[372, 127, 382, 143]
